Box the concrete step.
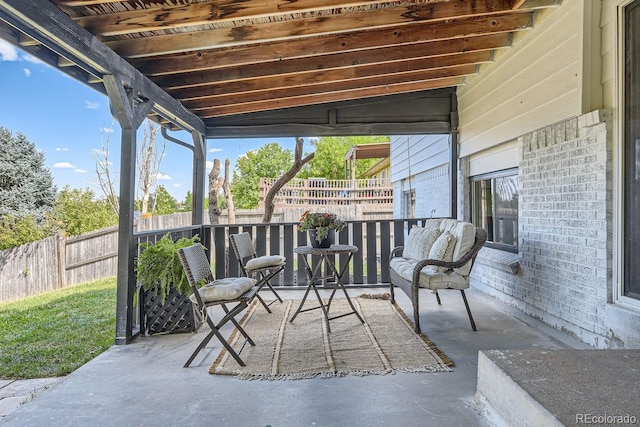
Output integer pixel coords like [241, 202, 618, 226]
[474, 349, 640, 427]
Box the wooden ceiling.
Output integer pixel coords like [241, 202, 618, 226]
[1, 0, 561, 136]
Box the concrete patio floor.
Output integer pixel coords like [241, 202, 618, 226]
[1, 287, 589, 427]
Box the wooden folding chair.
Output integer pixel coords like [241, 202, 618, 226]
[177, 244, 258, 368]
[229, 232, 285, 313]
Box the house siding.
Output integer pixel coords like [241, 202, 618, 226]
[391, 135, 450, 218]
[457, 0, 584, 157]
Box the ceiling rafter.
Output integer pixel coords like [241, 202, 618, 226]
[153, 34, 507, 90]
[132, 13, 529, 76]
[104, 0, 528, 58]
[2, 0, 562, 135]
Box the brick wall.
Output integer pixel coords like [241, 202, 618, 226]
[471, 110, 613, 347]
[393, 164, 450, 219]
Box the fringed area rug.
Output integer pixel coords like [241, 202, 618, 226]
[209, 294, 453, 380]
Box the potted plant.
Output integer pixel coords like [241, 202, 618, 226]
[297, 211, 346, 248]
[136, 232, 202, 335]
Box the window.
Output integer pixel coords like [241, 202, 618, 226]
[623, 0, 640, 299]
[471, 169, 518, 251]
[403, 189, 415, 218]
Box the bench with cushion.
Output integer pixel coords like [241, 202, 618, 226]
[389, 219, 487, 334]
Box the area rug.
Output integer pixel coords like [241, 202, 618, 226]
[209, 294, 453, 380]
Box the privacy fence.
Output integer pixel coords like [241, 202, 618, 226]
[0, 208, 394, 303]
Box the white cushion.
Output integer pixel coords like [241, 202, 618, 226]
[245, 255, 286, 270]
[389, 257, 469, 290]
[438, 220, 476, 275]
[403, 227, 440, 260]
[427, 231, 456, 272]
[190, 277, 256, 303]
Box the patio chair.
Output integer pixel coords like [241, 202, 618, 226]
[177, 243, 258, 368]
[229, 232, 285, 313]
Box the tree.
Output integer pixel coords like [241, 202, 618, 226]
[0, 127, 57, 221]
[0, 127, 56, 249]
[208, 158, 222, 223]
[53, 186, 118, 236]
[230, 143, 293, 209]
[222, 158, 236, 223]
[93, 119, 165, 216]
[262, 137, 314, 222]
[137, 121, 165, 215]
[300, 136, 390, 180]
[93, 124, 120, 216]
[152, 185, 179, 215]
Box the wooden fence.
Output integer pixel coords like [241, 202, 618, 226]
[259, 177, 393, 208]
[0, 207, 393, 303]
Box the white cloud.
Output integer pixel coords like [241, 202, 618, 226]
[206, 160, 214, 170]
[101, 127, 113, 133]
[23, 68, 31, 77]
[54, 162, 75, 169]
[56, 147, 69, 152]
[75, 168, 88, 173]
[0, 40, 18, 61]
[156, 173, 172, 180]
[22, 53, 42, 64]
[85, 100, 100, 110]
[208, 148, 223, 153]
[173, 183, 182, 188]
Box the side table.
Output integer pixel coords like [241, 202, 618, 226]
[290, 244, 364, 332]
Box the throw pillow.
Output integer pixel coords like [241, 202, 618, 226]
[427, 231, 457, 272]
[405, 227, 440, 260]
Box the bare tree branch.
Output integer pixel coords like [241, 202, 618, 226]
[263, 137, 314, 223]
[93, 123, 119, 216]
[137, 121, 165, 215]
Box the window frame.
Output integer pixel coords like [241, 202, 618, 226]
[470, 167, 519, 253]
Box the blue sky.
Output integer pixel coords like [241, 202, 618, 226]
[0, 40, 298, 201]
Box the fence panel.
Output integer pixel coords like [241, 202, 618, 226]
[0, 236, 60, 302]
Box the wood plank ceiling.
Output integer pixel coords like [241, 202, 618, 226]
[16, 0, 560, 135]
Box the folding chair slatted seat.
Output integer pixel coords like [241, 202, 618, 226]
[229, 232, 285, 313]
[177, 243, 258, 368]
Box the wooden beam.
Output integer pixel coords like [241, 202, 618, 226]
[168, 51, 491, 99]
[105, 0, 518, 58]
[73, 0, 404, 36]
[195, 76, 466, 117]
[153, 33, 507, 90]
[133, 13, 529, 75]
[184, 64, 477, 110]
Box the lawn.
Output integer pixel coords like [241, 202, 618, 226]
[0, 277, 116, 379]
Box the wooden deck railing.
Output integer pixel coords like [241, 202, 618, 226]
[259, 177, 393, 207]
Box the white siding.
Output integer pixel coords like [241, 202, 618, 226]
[458, 0, 586, 157]
[390, 134, 449, 182]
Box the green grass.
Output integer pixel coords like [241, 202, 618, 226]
[0, 277, 116, 379]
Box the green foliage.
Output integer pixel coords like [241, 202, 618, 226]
[230, 142, 293, 209]
[0, 278, 116, 379]
[297, 211, 346, 241]
[136, 233, 201, 301]
[300, 136, 390, 180]
[152, 185, 179, 215]
[53, 186, 118, 236]
[0, 127, 57, 221]
[0, 215, 49, 250]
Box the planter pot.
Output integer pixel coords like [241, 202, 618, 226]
[309, 229, 334, 248]
[141, 285, 202, 335]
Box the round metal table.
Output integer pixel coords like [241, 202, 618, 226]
[289, 244, 364, 332]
